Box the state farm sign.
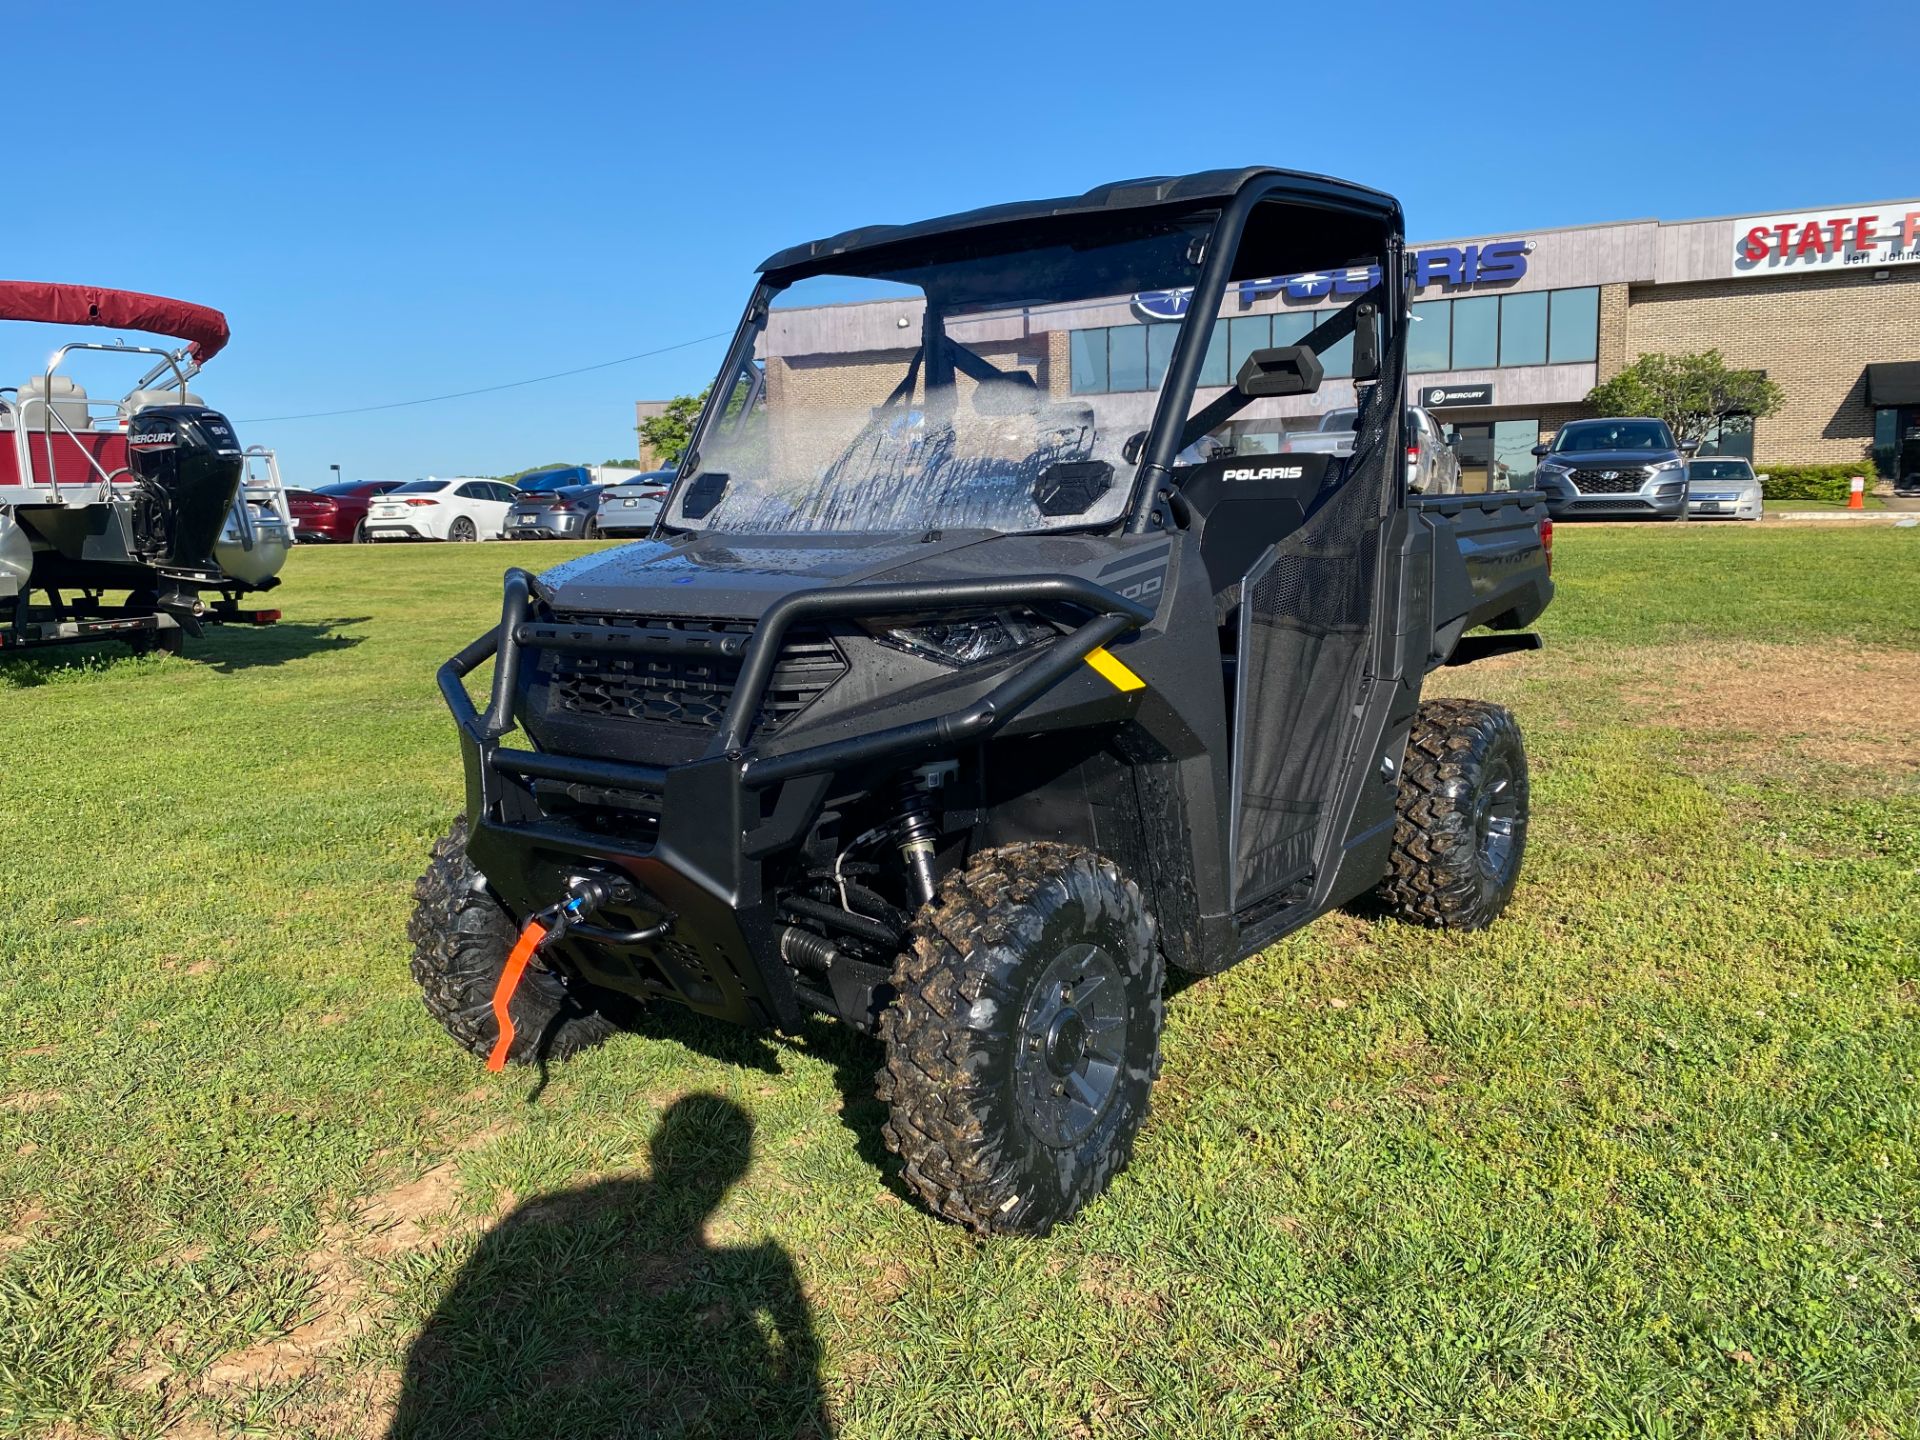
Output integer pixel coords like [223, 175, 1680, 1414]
[1732, 204, 1920, 278]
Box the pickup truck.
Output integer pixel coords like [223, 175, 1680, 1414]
[1284, 403, 1461, 494]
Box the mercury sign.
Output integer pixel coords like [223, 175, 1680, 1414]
[1731, 205, 1920, 278]
[1133, 240, 1531, 320]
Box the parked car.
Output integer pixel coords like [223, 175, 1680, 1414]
[363, 477, 519, 542]
[285, 480, 405, 543]
[504, 483, 614, 540]
[1532, 417, 1694, 520]
[1686, 457, 1764, 520]
[591, 468, 677, 536]
[512, 465, 593, 495]
[1282, 405, 1462, 493]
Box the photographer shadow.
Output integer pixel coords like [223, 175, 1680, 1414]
[385, 1094, 830, 1439]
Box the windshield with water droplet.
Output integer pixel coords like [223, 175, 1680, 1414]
[666, 217, 1215, 535]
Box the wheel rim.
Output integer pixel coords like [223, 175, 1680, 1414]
[452, 518, 475, 541]
[1014, 942, 1127, 1148]
[1471, 758, 1521, 882]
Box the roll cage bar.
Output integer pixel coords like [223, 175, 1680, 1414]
[667, 170, 1406, 539]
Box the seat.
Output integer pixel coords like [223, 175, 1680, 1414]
[119, 387, 205, 422]
[13, 376, 91, 434]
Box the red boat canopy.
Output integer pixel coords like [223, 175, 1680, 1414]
[0, 281, 230, 364]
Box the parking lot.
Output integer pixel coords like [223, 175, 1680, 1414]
[2, 524, 1914, 1437]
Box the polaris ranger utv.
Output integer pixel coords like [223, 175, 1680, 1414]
[412, 167, 1554, 1235]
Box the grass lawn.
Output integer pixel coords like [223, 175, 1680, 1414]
[3, 526, 1917, 1438]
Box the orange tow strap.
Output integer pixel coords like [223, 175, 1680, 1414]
[486, 919, 549, 1072]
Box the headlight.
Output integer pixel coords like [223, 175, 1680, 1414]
[1649, 458, 1687, 475]
[1539, 459, 1572, 474]
[872, 609, 1054, 666]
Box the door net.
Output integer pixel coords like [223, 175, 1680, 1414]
[1231, 342, 1403, 906]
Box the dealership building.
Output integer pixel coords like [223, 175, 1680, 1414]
[641, 196, 1920, 491]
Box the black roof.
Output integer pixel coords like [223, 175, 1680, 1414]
[758, 166, 1401, 278]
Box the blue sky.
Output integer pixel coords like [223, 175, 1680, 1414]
[5, 1, 1911, 483]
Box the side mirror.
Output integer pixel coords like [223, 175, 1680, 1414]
[1033, 459, 1114, 517]
[1681, 441, 1700, 456]
[679, 471, 728, 519]
[1236, 345, 1324, 398]
[1530, 443, 1550, 458]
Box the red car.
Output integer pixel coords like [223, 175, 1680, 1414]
[286, 480, 404, 543]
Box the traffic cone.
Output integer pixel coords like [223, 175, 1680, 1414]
[1848, 475, 1866, 510]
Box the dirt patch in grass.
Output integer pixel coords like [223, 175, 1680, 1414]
[1625, 642, 1920, 774]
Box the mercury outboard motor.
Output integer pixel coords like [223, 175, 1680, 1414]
[127, 406, 244, 571]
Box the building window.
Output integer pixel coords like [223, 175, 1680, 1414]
[1108, 326, 1147, 393]
[1873, 407, 1904, 480]
[1271, 310, 1314, 348]
[1450, 296, 1499, 370]
[1146, 323, 1178, 390]
[1499, 291, 1548, 368]
[1548, 287, 1600, 364]
[1070, 284, 1604, 394]
[1069, 330, 1106, 394]
[1698, 414, 1755, 462]
[1199, 321, 1229, 388]
[1227, 315, 1271, 381]
[1408, 301, 1450, 372]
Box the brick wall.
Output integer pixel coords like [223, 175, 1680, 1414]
[1596, 284, 1632, 381]
[1623, 267, 1920, 466]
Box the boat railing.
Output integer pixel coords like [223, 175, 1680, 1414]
[3, 342, 193, 505]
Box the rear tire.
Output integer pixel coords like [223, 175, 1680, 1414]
[352, 519, 371, 543]
[879, 842, 1164, 1236]
[449, 516, 478, 543]
[408, 820, 628, 1065]
[1375, 699, 1529, 930]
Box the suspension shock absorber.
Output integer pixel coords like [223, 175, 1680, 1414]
[892, 763, 955, 907]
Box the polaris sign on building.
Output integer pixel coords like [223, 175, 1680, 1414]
[1133, 240, 1533, 320]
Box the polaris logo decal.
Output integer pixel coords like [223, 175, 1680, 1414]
[1224, 465, 1305, 482]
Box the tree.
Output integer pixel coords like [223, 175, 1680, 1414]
[638, 388, 709, 465]
[1584, 350, 1783, 447]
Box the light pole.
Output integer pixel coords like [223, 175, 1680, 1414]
[330, 463, 342, 487]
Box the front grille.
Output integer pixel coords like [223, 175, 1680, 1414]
[1569, 467, 1650, 494]
[547, 614, 845, 736]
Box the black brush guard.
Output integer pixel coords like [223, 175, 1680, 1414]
[438, 567, 1152, 1028]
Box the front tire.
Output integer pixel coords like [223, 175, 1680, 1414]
[448, 516, 478, 543]
[408, 820, 628, 1065]
[1375, 699, 1530, 930]
[879, 842, 1164, 1236]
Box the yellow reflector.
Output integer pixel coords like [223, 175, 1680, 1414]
[1085, 646, 1146, 693]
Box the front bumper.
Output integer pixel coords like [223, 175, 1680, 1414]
[439, 568, 1151, 1030]
[1539, 473, 1688, 519]
[1687, 490, 1763, 520]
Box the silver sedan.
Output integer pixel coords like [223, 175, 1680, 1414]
[1686, 457, 1764, 520]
